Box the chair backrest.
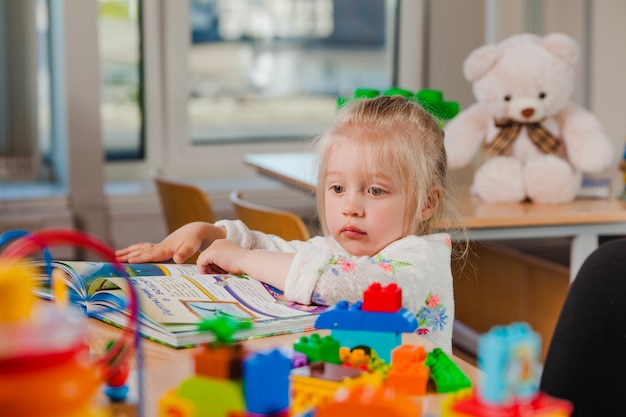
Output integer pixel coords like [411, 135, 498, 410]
[153, 177, 216, 234]
[229, 190, 310, 241]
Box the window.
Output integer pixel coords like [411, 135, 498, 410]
[188, 0, 394, 144]
[98, 0, 143, 159]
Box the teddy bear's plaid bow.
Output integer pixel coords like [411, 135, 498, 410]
[485, 119, 562, 157]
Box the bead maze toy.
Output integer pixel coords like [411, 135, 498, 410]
[0, 228, 143, 417]
[442, 322, 573, 417]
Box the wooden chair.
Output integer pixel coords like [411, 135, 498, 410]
[153, 177, 216, 234]
[229, 190, 310, 241]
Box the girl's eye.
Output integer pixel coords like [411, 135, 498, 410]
[538, 91, 547, 99]
[504, 95, 511, 102]
[369, 187, 386, 197]
[331, 185, 344, 193]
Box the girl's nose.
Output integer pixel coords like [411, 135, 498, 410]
[342, 193, 364, 216]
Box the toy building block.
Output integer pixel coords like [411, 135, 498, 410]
[362, 283, 402, 312]
[177, 375, 245, 417]
[443, 391, 573, 417]
[290, 362, 365, 414]
[385, 344, 429, 396]
[340, 345, 373, 369]
[159, 390, 195, 417]
[478, 322, 541, 405]
[331, 330, 400, 363]
[197, 315, 253, 344]
[426, 348, 472, 393]
[243, 349, 291, 415]
[315, 300, 417, 333]
[314, 300, 364, 330]
[277, 346, 308, 368]
[194, 343, 248, 380]
[293, 333, 341, 364]
[316, 384, 422, 417]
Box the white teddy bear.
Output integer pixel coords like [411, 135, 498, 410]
[444, 32, 615, 204]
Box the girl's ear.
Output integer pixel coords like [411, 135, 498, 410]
[420, 186, 442, 221]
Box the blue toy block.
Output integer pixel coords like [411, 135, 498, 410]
[478, 322, 541, 405]
[314, 300, 364, 330]
[315, 301, 417, 333]
[244, 348, 291, 414]
[331, 329, 401, 363]
[361, 307, 418, 333]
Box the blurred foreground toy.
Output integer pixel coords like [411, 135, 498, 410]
[443, 322, 572, 417]
[159, 315, 292, 417]
[0, 229, 142, 417]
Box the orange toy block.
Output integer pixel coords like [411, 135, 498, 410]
[194, 343, 248, 380]
[317, 384, 421, 417]
[386, 345, 429, 396]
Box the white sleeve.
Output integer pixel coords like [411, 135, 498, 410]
[215, 219, 309, 253]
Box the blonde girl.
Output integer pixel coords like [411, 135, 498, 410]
[116, 95, 462, 351]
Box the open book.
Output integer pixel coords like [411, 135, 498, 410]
[34, 261, 326, 348]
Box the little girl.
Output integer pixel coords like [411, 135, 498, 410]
[116, 95, 462, 352]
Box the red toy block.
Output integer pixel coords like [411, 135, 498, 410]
[447, 391, 573, 416]
[362, 283, 402, 312]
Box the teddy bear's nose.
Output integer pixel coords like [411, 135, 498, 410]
[521, 108, 535, 118]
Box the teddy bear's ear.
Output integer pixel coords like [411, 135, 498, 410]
[542, 32, 579, 65]
[463, 44, 502, 82]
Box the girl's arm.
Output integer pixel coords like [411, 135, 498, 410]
[196, 239, 294, 290]
[116, 222, 227, 264]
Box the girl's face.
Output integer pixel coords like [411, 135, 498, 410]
[323, 140, 407, 257]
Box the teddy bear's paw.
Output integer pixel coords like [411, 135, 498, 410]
[473, 157, 525, 202]
[523, 156, 581, 204]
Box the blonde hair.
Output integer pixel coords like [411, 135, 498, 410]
[314, 95, 460, 238]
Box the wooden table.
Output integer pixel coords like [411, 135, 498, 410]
[244, 152, 626, 283]
[88, 319, 480, 417]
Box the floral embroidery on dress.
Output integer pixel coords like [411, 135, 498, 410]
[444, 235, 452, 248]
[311, 291, 327, 305]
[416, 292, 448, 335]
[324, 255, 356, 276]
[369, 254, 411, 274]
[322, 254, 411, 276]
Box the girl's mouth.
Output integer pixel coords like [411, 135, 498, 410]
[341, 225, 365, 238]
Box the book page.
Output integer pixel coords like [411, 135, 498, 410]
[103, 274, 324, 325]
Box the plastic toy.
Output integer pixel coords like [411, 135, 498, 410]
[316, 384, 422, 417]
[159, 315, 293, 417]
[314, 283, 418, 362]
[443, 322, 572, 417]
[290, 361, 366, 414]
[426, 348, 472, 393]
[337, 87, 459, 125]
[294, 333, 341, 364]
[0, 228, 142, 417]
[385, 344, 429, 396]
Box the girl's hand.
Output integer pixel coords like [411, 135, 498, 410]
[197, 239, 294, 291]
[115, 222, 226, 264]
[196, 239, 248, 274]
